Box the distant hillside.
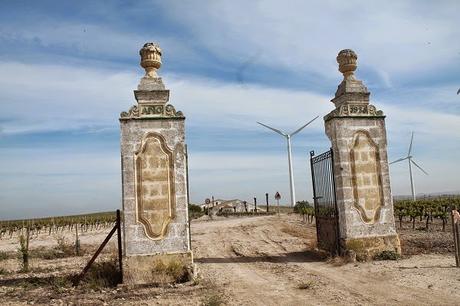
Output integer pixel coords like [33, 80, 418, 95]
[393, 191, 460, 200]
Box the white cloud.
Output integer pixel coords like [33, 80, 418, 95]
[0, 18, 205, 74]
[167, 74, 331, 132]
[384, 102, 460, 140]
[0, 61, 332, 134]
[0, 60, 459, 218]
[159, 0, 460, 85]
[0, 61, 137, 134]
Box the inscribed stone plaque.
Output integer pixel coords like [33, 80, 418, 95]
[350, 131, 384, 224]
[135, 132, 175, 239]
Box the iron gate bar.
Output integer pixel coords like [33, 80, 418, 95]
[310, 150, 320, 247]
[330, 149, 340, 255]
[312, 150, 336, 217]
[310, 149, 340, 255]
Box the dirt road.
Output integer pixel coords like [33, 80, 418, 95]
[1, 214, 459, 305]
[192, 215, 460, 306]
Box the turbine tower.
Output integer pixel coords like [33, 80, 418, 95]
[390, 132, 428, 201]
[257, 116, 319, 207]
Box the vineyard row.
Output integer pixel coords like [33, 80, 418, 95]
[0, 211, 116, 239]
[296, 197, 460, 231]
[2, 197, 459, 238]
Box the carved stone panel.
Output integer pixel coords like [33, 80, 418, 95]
[135, 132, 175, 240]
[350, 131, 384, 224]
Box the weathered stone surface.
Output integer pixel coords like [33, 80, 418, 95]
[120, 43, 184, 120]
[332, 49, 371, 108]
[342, 235, 401, 261]
[349, 131, 384, 224]
[135, 132, 175, 240]
[123, 252, 193, 285]
[139, 42, 162, 79]
[120, 103, 184, 119]
[326, 117, 398, 240]
[322, 49, 400, 256]
[324, 103, 384, 121]
[120, 42, 192, 284]
[121, 119, 190, 255]
[134, 90, 169, 104]
[138, 77, 166, 90]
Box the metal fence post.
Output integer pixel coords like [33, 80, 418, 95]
[116, 209, 123, 282]
[185, 144, 192, 251]
[266, 193, 269, 213]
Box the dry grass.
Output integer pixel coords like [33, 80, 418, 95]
[202, 292, 226, 306]
[0, 251, 10, 261]
[80, 256, 121, 289]
[151, 257, 190, 284]
[54, 234, 73, 253]
[30, 235, 82, 260]
[374, 250, 400, 261]
[31, 246, 74, 260]
[9, 275, 73, 293]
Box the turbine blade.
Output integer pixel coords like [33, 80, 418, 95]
[408, 131, 414, 155]
[290, 116, 319, 136]
[257, 122, 286, 136]
[411, 159, 428, 175]
[389, 157, 408, 164]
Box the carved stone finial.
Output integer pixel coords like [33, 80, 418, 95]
[337, 49, 357, 80]
[140, 42, 162, 78]
[332, 49, 371, 109]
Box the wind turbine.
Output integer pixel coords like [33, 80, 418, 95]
[257, 116, 319, 207]
[390, 132, 428, 201]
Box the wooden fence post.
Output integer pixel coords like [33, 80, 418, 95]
[75, 225, 80, 256]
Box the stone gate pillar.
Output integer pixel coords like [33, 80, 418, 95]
[325, 49, 401, 260]
[120, 42, 192, 284]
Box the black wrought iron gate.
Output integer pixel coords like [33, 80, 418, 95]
[310, 149, 340, 255]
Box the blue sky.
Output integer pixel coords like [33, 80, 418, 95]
[0, 1, 459, 219]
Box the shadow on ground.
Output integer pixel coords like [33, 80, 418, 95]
[0, 275, 70, 287]
[195, 250, 326, 264]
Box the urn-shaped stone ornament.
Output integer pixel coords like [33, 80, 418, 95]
[140, 42, 162, 78]
[337, 49, 357, 80]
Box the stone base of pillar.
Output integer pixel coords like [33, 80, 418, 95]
[341, 234, 401, 261]
[123, 251, 194, 285]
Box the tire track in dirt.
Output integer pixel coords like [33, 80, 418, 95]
[193, 218, 310, 305]
[192, 215, 460, 305]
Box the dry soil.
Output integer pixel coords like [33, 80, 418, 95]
[0, 214, 459, 305]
